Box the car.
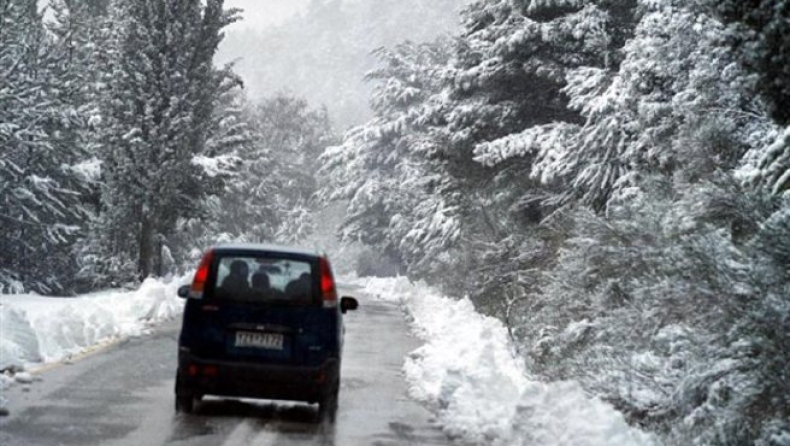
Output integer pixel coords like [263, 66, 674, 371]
[174, 244, 359, 421]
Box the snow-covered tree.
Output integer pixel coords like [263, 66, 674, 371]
[323, 1, 789, 443]
[83, 0, 240, 282]
[173, 92, 335, 259]
[321, 40, 469, 281]
[154, 76, 248, 272]
[224, 93, 334, 245]
[254, 95, 335, 244]
[0, 0, 94, 294]
[712, 0, 790, 197]
[714, 0, 790, 126]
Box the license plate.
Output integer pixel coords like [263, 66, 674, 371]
[234, 331, 284, 350]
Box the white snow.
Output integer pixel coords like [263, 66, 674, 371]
[355, 276, 657, 446]
[12, 372, 33, 384]
[67, 157, 102, 182]
[0, 276, 188, 414]
[191, 154, 239, 178]
[0, 374, 12, 415]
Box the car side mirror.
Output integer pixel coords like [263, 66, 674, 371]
[340, 296, 359, 314]
[177, 285, 190, 299]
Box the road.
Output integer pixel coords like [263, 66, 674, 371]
[0, 287, 454, 446]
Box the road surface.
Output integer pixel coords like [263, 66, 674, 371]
[0, 287, 453, 446]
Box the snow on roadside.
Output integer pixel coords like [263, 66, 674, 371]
[356, 276, 657, 446]
[0, 276, 188, 414]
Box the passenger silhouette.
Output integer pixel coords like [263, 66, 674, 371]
[286, 273, 312, 300]
[220, 260, 250, 296]
[251, 271, 271, 299]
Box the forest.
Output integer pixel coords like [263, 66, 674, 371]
[2, 0, 789, 444]
[0, 0, 338, 293]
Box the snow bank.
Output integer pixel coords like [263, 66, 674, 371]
[0, 276, 186, 372]
[357, 276, 656, 446]
[0, 373, 10, 415]
[0, 276, 187, 415]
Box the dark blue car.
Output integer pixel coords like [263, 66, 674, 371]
[175, 244, 358, 421]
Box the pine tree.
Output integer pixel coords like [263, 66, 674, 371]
[321, 40, 465, 279]
[539, 0, 765, 207]
[90, 0, 240, 281]
[169, 91, 335, 263]
[714, 0, 790, 126]
[0, 0, 92, 294]
[252, 95, 335, 243]
[710, 1, 790, 196]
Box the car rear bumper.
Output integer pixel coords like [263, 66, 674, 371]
[176, 352, 339, 404]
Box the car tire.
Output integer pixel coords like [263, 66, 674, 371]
[175, 394, 195, 414]
[174, 374, 196, 414]
[318, 386, 339, 423]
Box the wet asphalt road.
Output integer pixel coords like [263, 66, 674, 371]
[0, 287, 454, 446]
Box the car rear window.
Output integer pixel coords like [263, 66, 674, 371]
[209, 254, 315, 303]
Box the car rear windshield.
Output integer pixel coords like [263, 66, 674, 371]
[209, 254, 315, 304]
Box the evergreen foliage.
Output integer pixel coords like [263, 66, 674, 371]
[322, 0, 790, 443]
[82, 0, 241, 282]
[2, 0, 333, 292]
[0, 0, 92, 294]
[714, 0, 790, 126]
[179, 92, 335, 255]
[321, 39, 464, 281]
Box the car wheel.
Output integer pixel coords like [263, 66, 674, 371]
[318, 386, 339, 423]
[174, 374, 196, 414]
[175, 394, 195, 414]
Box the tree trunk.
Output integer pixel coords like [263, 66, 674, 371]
[138, 215, 153, 280]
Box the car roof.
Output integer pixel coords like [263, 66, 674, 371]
[210, 243, 324, 259]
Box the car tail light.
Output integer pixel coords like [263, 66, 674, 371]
[190, 249, 213, 299]
[187, 364, 199, 377]
[203, 365, 218, 377]
[319, 257, 337, 308]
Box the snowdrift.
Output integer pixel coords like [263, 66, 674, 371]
[0, 277, 186, 413]
[0, 277, 186, 374]
[356, 276, 656, 446]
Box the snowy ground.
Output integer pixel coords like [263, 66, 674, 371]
[0, 277, 187, 414]
[353, 277, 657, 446]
